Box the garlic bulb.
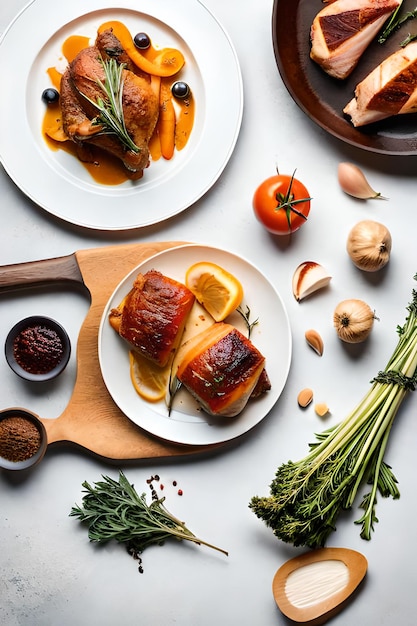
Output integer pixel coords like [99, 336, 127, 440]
[338, 163, 385, 200]
[333, 299, 375, 343]
[346, 220, 392, 272]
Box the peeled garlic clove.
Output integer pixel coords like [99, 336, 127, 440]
[315, 402, 329, 417]
[338, 162, 385, 200]
[305, 329, 324, 355]
[272, 547, 368, 625]
[292, 262, 332, 301]
[333, 298, 375, 343]
[347, 220, 392, 272]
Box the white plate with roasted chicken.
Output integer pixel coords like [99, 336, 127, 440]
[98, 244, 292, 446]
[273, 0, 417, 155]
[0, 0, 242, 230]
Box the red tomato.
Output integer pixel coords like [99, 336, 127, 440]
[253, 172, 311, 235]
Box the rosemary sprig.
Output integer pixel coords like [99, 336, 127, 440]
[80, 58, 140, 153]
[70, 471, 227, 571]
[250, 275, 417, 548]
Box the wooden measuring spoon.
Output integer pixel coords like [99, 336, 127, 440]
[272, 547, 368, 625]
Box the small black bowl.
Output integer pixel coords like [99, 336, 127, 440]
[5, 315, 71, 382]
[0, 408, 48, 471]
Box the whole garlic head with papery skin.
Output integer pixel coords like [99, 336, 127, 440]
[333, 299, 375, 343]
[346, 220, 392, 272]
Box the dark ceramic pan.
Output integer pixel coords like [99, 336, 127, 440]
[272, 0, 417, 155]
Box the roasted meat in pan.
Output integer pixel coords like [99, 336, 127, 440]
[109, 270, 195, 368]
[176, 323, 267, 417]
[310, 0, 401, 80]
[344, 41, 417, 126]
[60, 29, 159, 178]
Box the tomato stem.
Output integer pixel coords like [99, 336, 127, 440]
[275, 170, 312, 230]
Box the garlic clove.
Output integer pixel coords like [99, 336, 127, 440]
[338, 162, 386, 200]
[315, 402, 329, 417]
[305, 329, 324, 356]
[346, 220, 392, 272]
[297, 388, 313, 408]
[292, 262, 332, 301]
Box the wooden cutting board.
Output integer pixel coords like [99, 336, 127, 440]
[0, 241, 227, 462]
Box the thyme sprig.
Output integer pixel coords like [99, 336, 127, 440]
[378, 4, 417, 44]
[70, 471, 228, 570]
[250, 275, 417, 548]
[80, 58, 140, 152]
[237, 305, 259, 339]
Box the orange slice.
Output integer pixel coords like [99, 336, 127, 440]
[185, 262, 244, 322]
[129, 351, 170, 402]
[97, 21, 185, 77]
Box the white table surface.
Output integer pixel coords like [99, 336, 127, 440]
[1, 1, 417, 625]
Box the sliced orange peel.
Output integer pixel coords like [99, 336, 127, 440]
[97, 21, 185, 77]
[129, 351, 171, 402]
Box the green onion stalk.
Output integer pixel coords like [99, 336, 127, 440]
[250, 275, 417, 548]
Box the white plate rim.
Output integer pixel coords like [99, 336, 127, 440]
[0, 0, 243, 230]
[98, 243, 293, 446]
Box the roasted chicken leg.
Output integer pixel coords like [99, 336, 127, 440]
[60, 30, 159, 178]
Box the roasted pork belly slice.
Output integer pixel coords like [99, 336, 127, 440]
[109, 270, 195, 367]
[344, 41, 417, 126]
[176, 323, 267, 417]
[310, 0, 401, 80]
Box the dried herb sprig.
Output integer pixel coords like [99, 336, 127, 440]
[250, 275, 417, 548]
[70, 471, 228, 570]
[80, 58, 140, 152]
[237, 304, 259, 339]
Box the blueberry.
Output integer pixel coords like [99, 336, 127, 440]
[41, 88, 59, 105]
[134, 32, 151, 49]
[171, 81, 190, 99]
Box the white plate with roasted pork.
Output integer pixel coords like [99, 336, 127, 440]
[0, 0, 242, 230]
[98, 244, 292, 446]
[273, 0, 417, 154]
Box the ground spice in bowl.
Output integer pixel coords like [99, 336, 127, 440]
[0, 408, 47, 470]
[5, 316, 71, 382]
[0, 415, 41, 462]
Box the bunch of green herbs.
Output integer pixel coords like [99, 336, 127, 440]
[250, 275, 417, 548]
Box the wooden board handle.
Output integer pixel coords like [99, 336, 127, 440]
[0, 253, 84, 293]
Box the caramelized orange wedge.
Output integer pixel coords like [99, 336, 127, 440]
[185, 262, 244, 322]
